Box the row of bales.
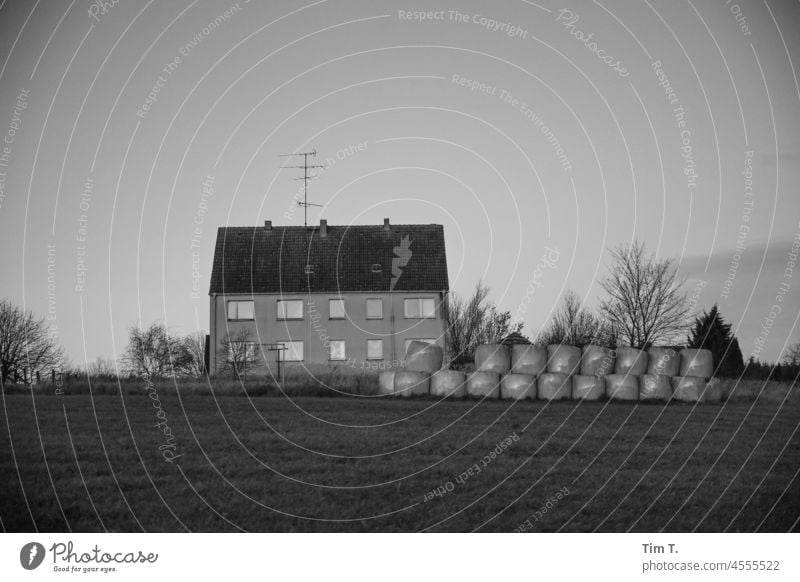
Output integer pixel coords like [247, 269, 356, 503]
[378, 341, 723, 403]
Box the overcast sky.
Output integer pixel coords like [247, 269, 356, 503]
[0, 0, 798, 366]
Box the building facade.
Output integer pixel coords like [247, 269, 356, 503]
[208, 219, 449, 376]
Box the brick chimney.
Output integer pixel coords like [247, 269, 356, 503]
[320, 219, 327, 237]
[264, 220, 272, 230]
[383, 218, 390, 231]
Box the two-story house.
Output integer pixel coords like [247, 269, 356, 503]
[207, 218, 449, 375]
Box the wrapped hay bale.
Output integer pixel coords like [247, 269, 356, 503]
[501, 373, 537, 400]
[537, 373, 572, 400]
[474, 344, 511, 375]
[639, 374, 672, 401]
[378, 371, 395, 396]
[679, 348, 714, 378]
[405, 340, 444, 373]
[606, 374, 639, 401]
[704, 377, 723, 403]
[511, 344, 547, 376]
[547, 344, 582, 375]
[572, 375, 605, 400]
[646, 347, 680, 376]
[671, 376, 706, 402]
[394, 370, 430, 397]
[466, 371, 501, 399]
[430, 370, 466, 398]
[580, 345, 615, 376]
[614, 347, 648, 375]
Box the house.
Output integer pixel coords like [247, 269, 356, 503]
[207, 218, 450, 376]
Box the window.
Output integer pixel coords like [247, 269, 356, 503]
[405, 339, 436, 354]
[227, 300, 254, 320]
[329, 298, 345, 319]
[329, 340, 346, 361]
[277, 299, 303, 320]
[278, 341, 304, 362]
[367, 339, 384, 360]
[366, 298, 383, 319]
[404, 298, 436, 318]
[228, 341, 258, 362]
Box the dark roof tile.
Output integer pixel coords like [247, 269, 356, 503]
[209, 223, 449, 295]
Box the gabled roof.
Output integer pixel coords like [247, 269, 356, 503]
[209, 222, 449, 295]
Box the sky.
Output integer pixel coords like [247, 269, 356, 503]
[0, 0, 798, 367]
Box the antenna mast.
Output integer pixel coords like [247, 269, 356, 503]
[279, 149, 324, 227]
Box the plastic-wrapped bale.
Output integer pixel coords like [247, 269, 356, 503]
[378, 371, 395, 396]
[679, 349, 714, 378]
[405, 340, 444, 373]
[572, 375, 605, 400]
[580, 345, 615, 376]
[537, 373, 572, 400]
[511, 344, 547, 376]
[547, 345, 582, 375]
[671, 376, 706, 402]
[466, 371, 500, 399]
[501, 373, 537, 400]
[394, 371, 430, 397]
[704, 377, 723, 403]
[606, 374, 639, 401]
[430, 370, 466, 398]
[646, 347, 680, 377]
[474, 344, 511, 375]
[639, 374, 672, 401]
[614, 347, 648, 375]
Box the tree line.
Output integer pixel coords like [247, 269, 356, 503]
[444, 241, 798, 381]
[1, 240, 798, 384]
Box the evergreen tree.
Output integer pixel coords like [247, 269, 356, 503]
[686, 304, 744, 378]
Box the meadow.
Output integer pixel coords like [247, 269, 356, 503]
[1, 377, 798, 532]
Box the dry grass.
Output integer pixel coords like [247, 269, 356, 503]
[0, 379, 797, 532]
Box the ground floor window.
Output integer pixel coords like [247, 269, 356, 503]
[329, 340, 346, 361]
[228, 341, 258, 362]
[367, 339, 384, 360]
[278, 341, 304, 362]
[404, 339, 436, 354]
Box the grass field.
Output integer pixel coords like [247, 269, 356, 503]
[1, 384, 798, 532]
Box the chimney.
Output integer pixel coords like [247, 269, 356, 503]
[320, 219, 327, 237]
[264, 220, 272, 230]
[383, 218, 390, 231]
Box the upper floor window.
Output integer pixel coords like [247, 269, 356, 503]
[277, 299, 303, 320]
[329, 299, 345, 319]
[404, 298, 436, 319]
[227, 300, 254, 320]
[366, 298, 383, 319]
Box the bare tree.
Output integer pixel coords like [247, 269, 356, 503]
[445, 280, 524, 368]
[87, 356, 119, 378]
[184, 331, 207, 377]
[216, 328, 259, 379]
[0, 299, 65, 384]
[123, 322, 194, 378]
[783, 342, 800, 367]
[537, 290, 616, 348]
[599, 241, 690, 348]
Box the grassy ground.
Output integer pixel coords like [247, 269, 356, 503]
[1, 382, 798, 532]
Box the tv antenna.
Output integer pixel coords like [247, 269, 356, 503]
[279, 149, 324, 227]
